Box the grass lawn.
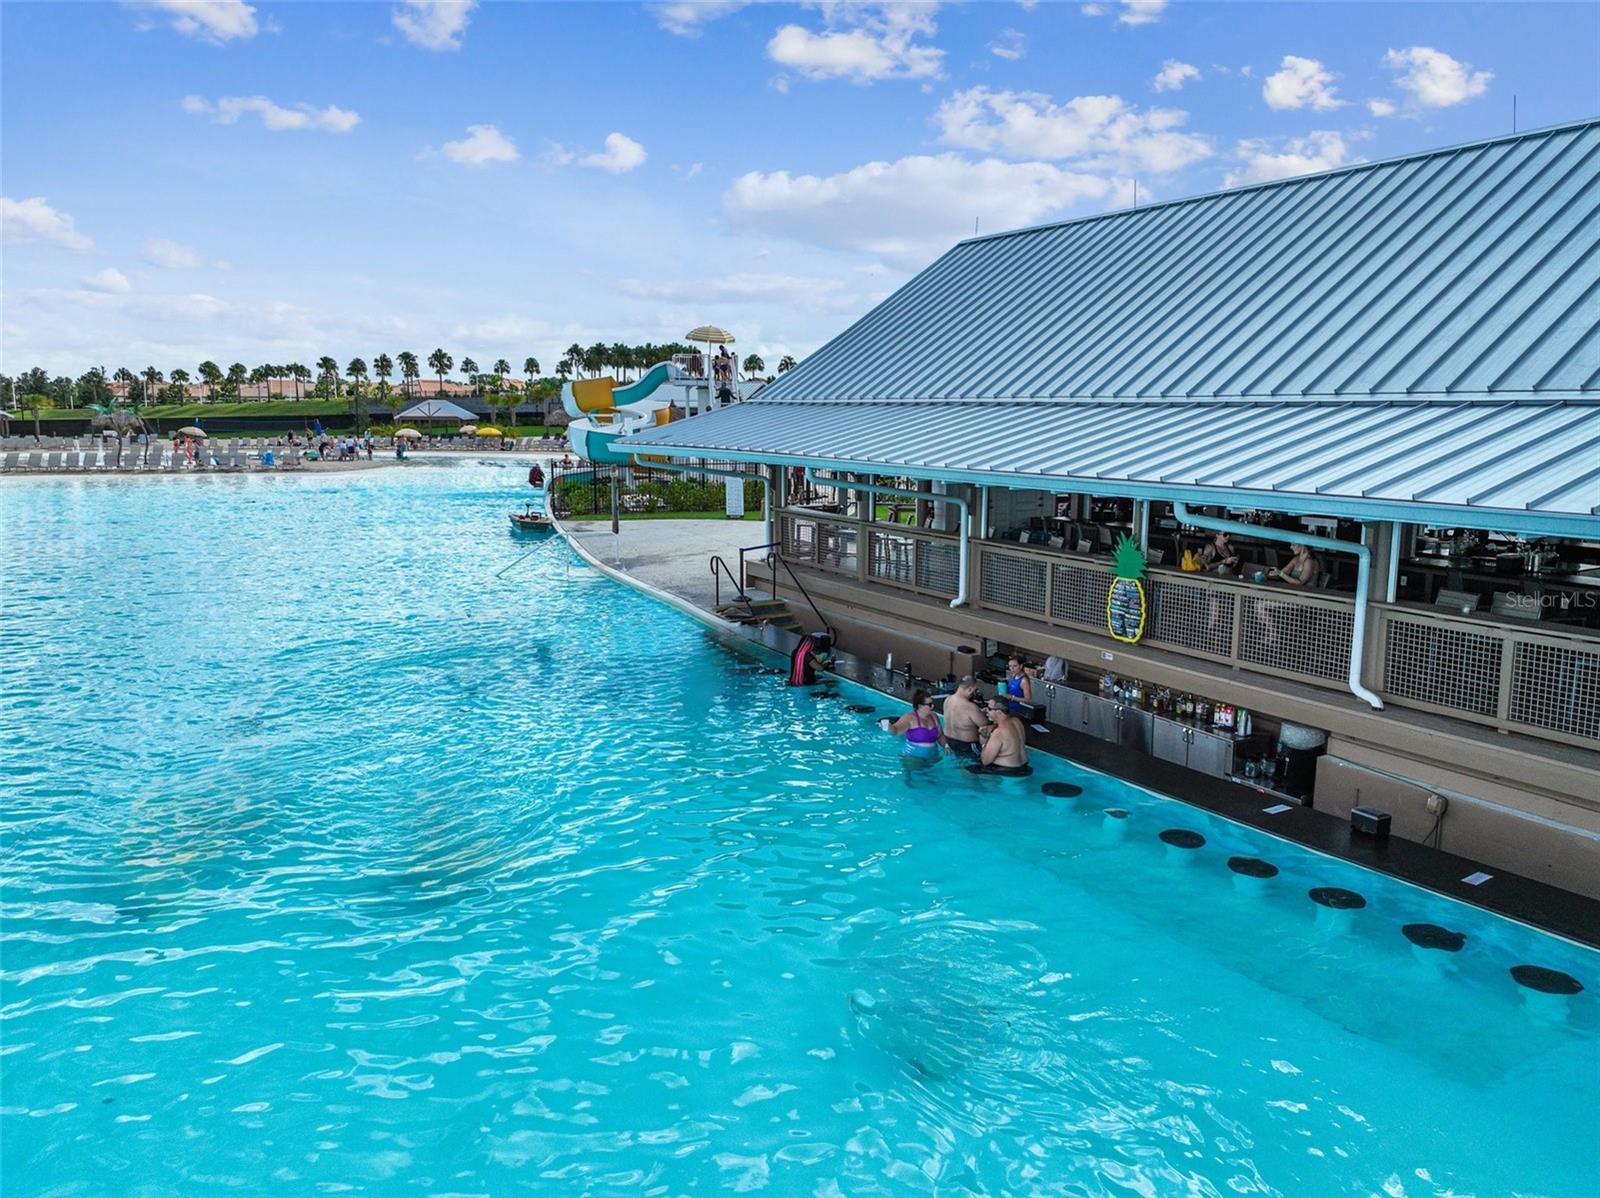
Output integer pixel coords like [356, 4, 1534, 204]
[30, 400, 354, 421]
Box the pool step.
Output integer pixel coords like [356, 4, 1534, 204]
[715, 597, 801, 632]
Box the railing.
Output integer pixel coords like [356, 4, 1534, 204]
[1376, 606, 1600, 748]
[779, 509, 959, 601]
[776, 507, 1600, 748]
[709, 555, 751, 615]
[975, 539, 1355, 689]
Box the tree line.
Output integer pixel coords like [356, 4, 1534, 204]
[0, 343, 800, 413]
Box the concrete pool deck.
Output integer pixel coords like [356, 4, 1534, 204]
[560, 518, 772, 613]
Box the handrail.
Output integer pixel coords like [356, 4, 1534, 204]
[765, 547, 836, 646]
[709, 554, 754, 617]
[804, 469, 970, 608]
[1174, 500, 1382, 710]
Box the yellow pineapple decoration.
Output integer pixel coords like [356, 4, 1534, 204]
[1106, 533, 1148, 643]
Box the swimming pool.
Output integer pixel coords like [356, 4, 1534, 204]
[2, 461, 1595, 1196]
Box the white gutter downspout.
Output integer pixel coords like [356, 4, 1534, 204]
[806, 468, 969, 608]
[631, 455, 771, 546]
[1172, 501, 1384, 711]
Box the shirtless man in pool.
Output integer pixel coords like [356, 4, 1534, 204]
[942, 676, 991, 760]
[979, 698, 1029, 771]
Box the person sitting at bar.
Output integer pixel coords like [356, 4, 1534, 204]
[1269, 543, 1320, 587]
[942, 676, 991, 760]
[973, 697, 1030, 775]
[1199, 530, 1241, 576]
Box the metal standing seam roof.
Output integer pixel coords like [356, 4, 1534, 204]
[618, 399, 1600, 525]
[750, 119, 1600, 405]
[621, 120, 1600, 529]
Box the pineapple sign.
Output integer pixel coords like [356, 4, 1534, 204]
[1106, 533, 1148, 643]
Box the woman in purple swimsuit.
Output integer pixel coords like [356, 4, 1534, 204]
[889, 690, 946, 762]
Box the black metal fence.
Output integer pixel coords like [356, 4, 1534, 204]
[550, 459, 765, 518]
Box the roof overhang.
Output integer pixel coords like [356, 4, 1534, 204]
[620, 400, 1600, 539]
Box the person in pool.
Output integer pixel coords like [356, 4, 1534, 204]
[888, 690, 946, 761]
[942, 676, 990, 760]
[788, 632, 831, 687]
[978, 697, 1029, 772]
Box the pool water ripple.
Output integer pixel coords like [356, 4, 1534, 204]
[2, 464, 1596, 1195]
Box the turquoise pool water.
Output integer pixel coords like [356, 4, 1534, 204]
[2, 461, 1596, 1196]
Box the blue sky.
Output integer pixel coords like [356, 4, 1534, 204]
[2, 1, 1596, 378]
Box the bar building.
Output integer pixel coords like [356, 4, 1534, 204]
[621, 120, 1600, 899]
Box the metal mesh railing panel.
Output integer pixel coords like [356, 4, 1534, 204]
[779, 515, 816, 563]
[1148, 576, 1236, 656]
[1510, 641, 1600, 742]
[981, 551, 1046, 615]
[1238, 594, 1352, 681]
[1382, 618, 1502, 716]
[916, 540, 960, 598]
[1049, 561, 1106, 627]
[868, 530, 915, 586]
[817, 525, 858, 573]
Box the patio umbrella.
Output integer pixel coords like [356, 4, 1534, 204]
[395, 427, 424, 439]
[685, 325, 735, 344]
[459, 424, 478, 435]
[475, 426, 503, 438]
[176, 425, 208, 437]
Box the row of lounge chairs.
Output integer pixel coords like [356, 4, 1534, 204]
[0, 445, 305, 472]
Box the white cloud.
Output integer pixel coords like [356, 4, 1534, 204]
[767, 4, 944, 84]
[1383, 46, 1492, 109]
[617, 273, 846, 303]
[725, 153, 1121, 268]
[392, 0, 475, 51]
[125, 1, 258, 43]
[141, 237, 207, 269]
[83, 268, 132, 294]
[581, 132, 647, 173]
[1153, 60, 1199, 92]
[652, 1, 748, 37]
[934, 86, 1211, 175]
[1081, 1, 1167, 26]
[182, 94, 361, 132]
[989, 28, 1026, 60]
[0, 196, 96, 253]
[1367, 97, 1398, 118]
[1262, 55, 1342, 111]
[1225, 131, 1355, 187]
[439, 124, 520, 167]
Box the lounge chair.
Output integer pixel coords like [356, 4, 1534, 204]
[144, 446, 164, 470]
[0, 452, 16, 471]
[44, 451, 64, 470]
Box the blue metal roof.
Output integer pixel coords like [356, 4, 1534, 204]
[621, 121, 1600, 533]
[756, 119, 1600, 405]
[620, 398, 1600, 534]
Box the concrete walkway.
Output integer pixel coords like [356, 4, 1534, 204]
[561, 519, 771, 611]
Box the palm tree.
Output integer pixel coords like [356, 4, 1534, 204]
[256, 363, 279, 399]
[170, 367, 191, 402]
[198, 360, 222, 401]
[224, 362, 248, 400]
[460, 356, 479, 395]
[778, 355, 797, 373]
[565, 343, 585, 378]
[585, 342, 607, 378]
[141, 366, 162, 404]
[607, 342, 630, 381]
[398, 351, 420, 399]
[555, 359, 572, 382]
[427, 348, 452, 398]
[373, 353, 394, 408]
[291, 363, 311, 401]
[346, 358, 369, 433]
[742, 353, 765, 376]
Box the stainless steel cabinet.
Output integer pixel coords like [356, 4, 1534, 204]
[1152, 717, 1190, 766]
[1119, 707, 1154, 754]
[1187, 729, 1234, 779]
[1083, 695, 1119, 742]
[1150, 717, 1236, 778]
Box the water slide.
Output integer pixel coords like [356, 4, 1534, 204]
[562, 361, 678, 465]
